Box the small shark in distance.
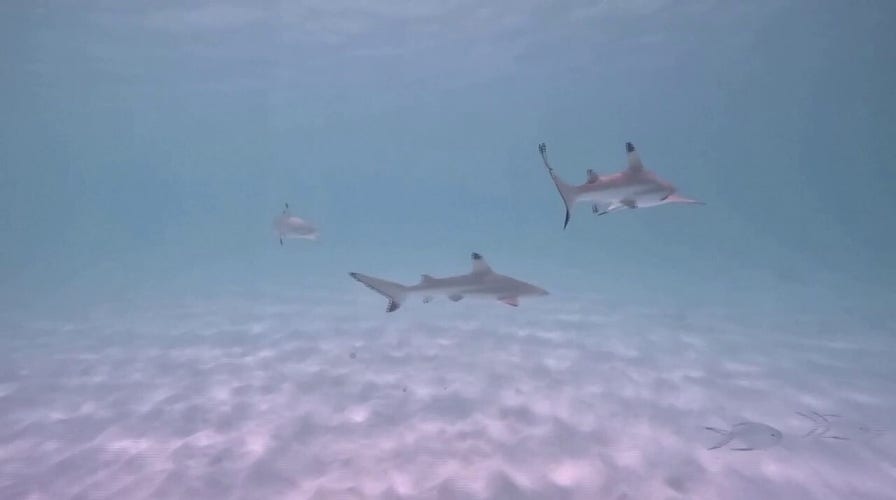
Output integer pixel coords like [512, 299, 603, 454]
[273, 203, 318, 245]
[349, 253, 549, 312]
[538, 142, 704, 228]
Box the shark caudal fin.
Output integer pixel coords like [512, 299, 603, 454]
[538, 143, 578, 229]
[349, 272, 408, 312]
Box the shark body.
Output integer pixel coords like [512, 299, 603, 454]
[538, 142, 704, 228]
[273, 203, 318, 245]
[349, 253, 549, 312]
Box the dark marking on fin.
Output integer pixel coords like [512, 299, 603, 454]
[626, 142, 635, 153]
[538, 142, 572, 230]
[586, 169, 599, 184]
[349, 272, 403, 313]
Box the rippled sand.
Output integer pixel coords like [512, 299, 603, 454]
[1, 292, 894, 499]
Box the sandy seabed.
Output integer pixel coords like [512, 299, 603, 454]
[1, 290, 894, 500]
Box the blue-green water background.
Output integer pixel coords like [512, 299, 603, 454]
[3, 3, 896, 498]
[2, 1, 894, 313]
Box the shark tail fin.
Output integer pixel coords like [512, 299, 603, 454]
[554, 175, 578, 229]
[538, 142, 578, 229]
[349, 272, 408, 312]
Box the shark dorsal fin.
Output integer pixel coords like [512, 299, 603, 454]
[625, 142, 644, 174]
[586, 169, 599, 183]
[420, 274, 436, 284]
[471, 252, 492, 274]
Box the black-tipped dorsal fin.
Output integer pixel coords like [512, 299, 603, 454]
[625, 142, 644, 173]
[586, 169, 599, 183]
[471, 252, 492, 274]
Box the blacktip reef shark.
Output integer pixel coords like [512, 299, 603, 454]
[538, 141, 704, 228]
[273, 203, 318, 245]
[349, 253, 549, 312]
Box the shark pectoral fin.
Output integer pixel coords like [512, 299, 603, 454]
[448, 294, 463, 302]
[664, 193, 705, 205]
[620, 198, 637, 209]
[499, 296, 519, 307]
[592, 203, 609, 215]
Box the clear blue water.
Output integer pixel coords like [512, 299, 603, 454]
[2, 2, 895, 499]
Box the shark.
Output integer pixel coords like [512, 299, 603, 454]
[349, 252, 549, 312]
[537, 141, 704, 228]
[273, 203, 318, 245]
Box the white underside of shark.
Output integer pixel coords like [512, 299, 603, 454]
[349, 253, 549, 312]
[273, 203, 318, 245]
[538, 141, 704, 228]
